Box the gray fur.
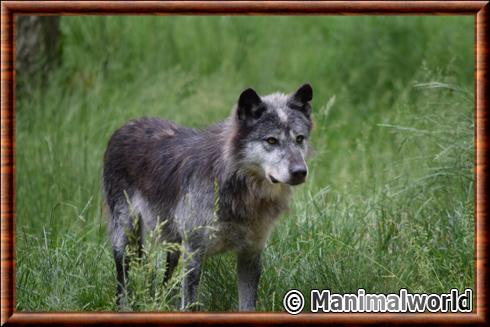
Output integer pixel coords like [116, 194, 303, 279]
[103, 83, 314, 311]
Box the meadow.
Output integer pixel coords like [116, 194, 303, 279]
[15, 16, 474, 311]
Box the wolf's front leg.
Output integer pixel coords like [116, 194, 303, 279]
[181, 244, 204, 311]
[237, 250, 262, 311]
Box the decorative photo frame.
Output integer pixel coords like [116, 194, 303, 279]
[1, 1, 487, 325]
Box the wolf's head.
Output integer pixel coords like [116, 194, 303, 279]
[231, 84, 313, 186]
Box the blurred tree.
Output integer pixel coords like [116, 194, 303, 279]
[16, 16, 61, 86]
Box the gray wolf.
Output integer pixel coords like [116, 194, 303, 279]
[103, 83, 313, 311]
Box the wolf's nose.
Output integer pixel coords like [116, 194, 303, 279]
[292, 168, 307, 178]
[289, 166, 307, 185]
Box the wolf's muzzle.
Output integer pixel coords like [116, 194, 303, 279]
[288, 165, 307, 185]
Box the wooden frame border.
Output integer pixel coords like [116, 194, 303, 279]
[1, 1, 488, 325]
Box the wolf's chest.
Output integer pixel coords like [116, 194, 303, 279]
[205, 217, 278, 255]
[204, 183, 290, 254]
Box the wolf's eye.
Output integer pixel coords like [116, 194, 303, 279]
[266, 137, 278, 145]
[296, 135, 305, 143]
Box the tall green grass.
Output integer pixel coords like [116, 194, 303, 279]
[15, 16, 474, 311]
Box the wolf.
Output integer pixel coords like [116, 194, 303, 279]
[103, 83, 314, 311]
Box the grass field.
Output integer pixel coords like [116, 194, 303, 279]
[15, 16, 474, 312]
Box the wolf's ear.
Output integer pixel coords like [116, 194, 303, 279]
[237, 88, 265, 121]
[289, 83, 313, 117]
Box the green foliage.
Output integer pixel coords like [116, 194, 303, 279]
[15, 16, 474, 311]
[124, 221, 183, 311]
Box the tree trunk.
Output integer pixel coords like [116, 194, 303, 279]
[16, 16, 61, 85]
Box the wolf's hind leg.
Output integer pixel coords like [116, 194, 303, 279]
[109, 202, 139, 310]
[113, 244, 129, 309]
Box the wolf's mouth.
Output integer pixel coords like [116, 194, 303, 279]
[269, 175, 280, 184]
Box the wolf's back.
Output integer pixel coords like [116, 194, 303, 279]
[102, 117, 197, 213]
